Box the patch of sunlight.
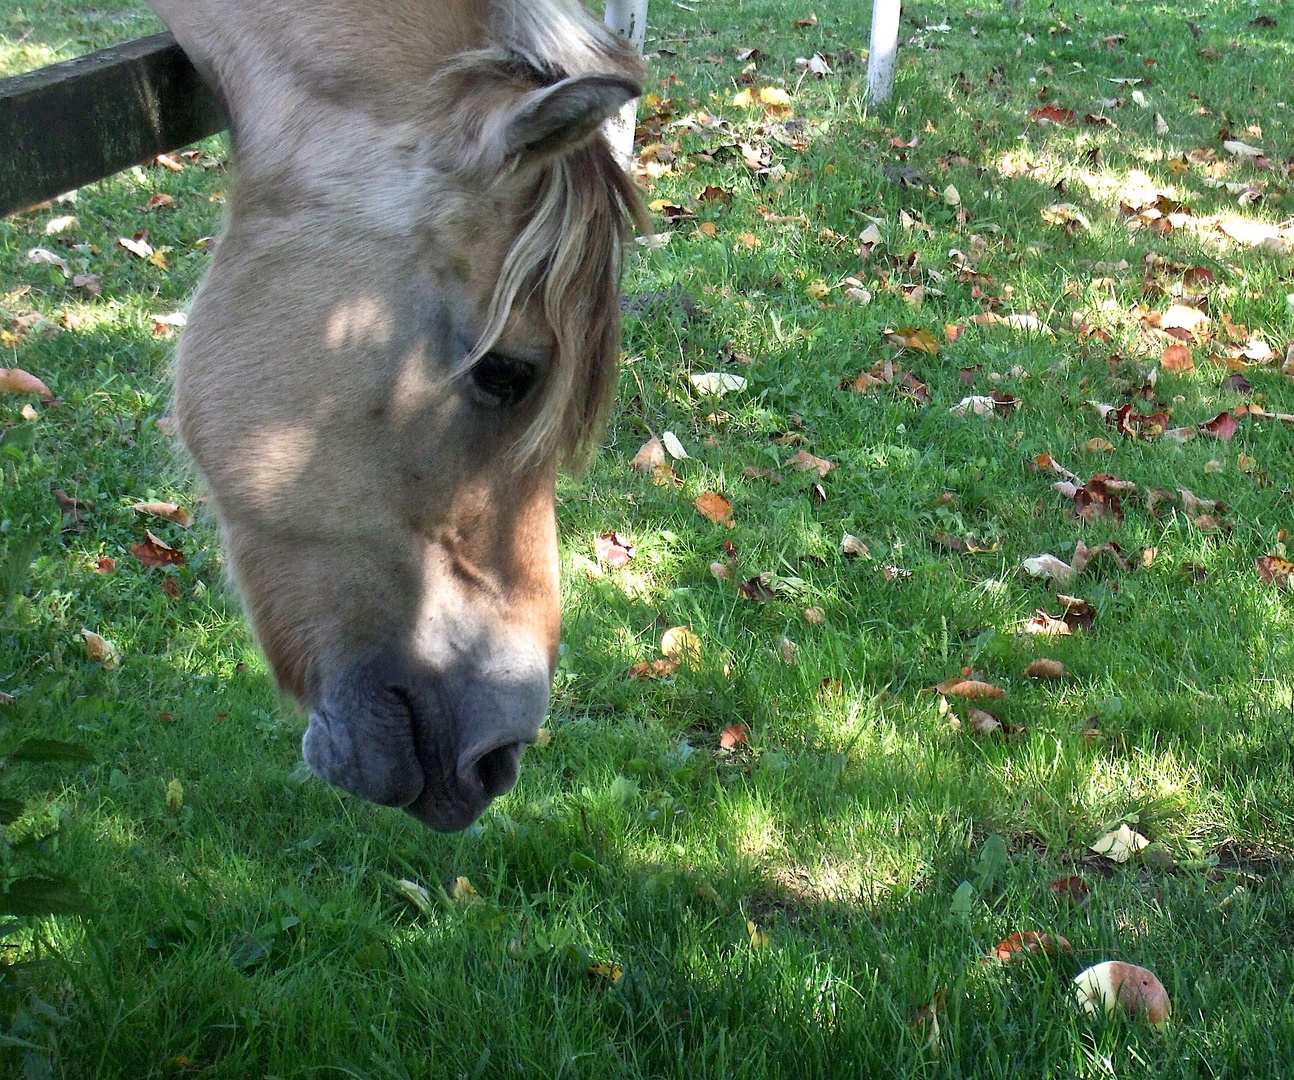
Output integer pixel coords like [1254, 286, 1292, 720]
[1083, 745, 1208, 824]
[0, 41, 66, 79]
[718, 790, 784, 861]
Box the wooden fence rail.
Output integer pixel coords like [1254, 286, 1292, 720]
[0, 33, 225, 218]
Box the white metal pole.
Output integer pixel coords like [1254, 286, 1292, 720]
[868, 0, 901, 104]
[603, 0, 648, 167]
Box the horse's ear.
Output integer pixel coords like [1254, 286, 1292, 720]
[502, 73, 639, 159]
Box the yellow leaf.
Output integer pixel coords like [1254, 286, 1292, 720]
[166, 778, 183, 813]
[661, 626, 702, 665]
[804, 279, 830, 300]
[731, 88, 756, 107]
[81, 628, 119, 669]
[759, 86, 792, 106]
[449, 876, 480, 902]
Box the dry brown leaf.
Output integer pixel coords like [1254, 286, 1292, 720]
[1049, 875, 1091, 906]
[630, 436, 665, 473]
[81, 628, 119, 669]
[840, 533, 870, 558]
[694, 492, 734, 526]
[1160, 343, 1194, 373]
[967, 707, 1002, 736]
[628, 658, 679, 680]
[0, 368, 53, 398]
[720, 723, 748, 748]
[1024, 659, 1067, 679]
[130, 530, 185, 568]
[935, 678, 1005, 700]
[787, 449, 835, 477]
[802, 606, 825, 626]
[130, 501, 194, 528]
[991, 932, 1072, 963]
[1025, 610, 1072, 636]
[95, 556, 116, 575]
[738, 575, 775, 602]
[1256, 555, 1294, 587]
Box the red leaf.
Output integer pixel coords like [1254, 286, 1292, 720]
[594, 530, 634, 568]
[1200, 410, 1238, 441]
[130, 530, 185, 568]
[719, 724, 748, 748]
[1030, 105, 1075, 125]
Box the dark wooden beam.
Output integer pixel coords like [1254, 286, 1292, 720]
[0, 33, 226, 217]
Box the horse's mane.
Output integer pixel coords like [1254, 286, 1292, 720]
[466, 0, 649, 469]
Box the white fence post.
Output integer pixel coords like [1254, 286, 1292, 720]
[603, 0, 648, 167]
[868, 0, 901, 104]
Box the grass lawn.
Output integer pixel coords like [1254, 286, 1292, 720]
[3, 0, 1294, 1075]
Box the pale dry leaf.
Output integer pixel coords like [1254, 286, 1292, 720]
[1022, 554, 1076, 585]
[130, 501, 194, 528]
[694, 492, 734, 526]
[840, 533, 870, 558]
[1090, 824, 1149, 863]
[81, 628, 119, 669]
[630, 436, 665, 473]
[661, 431, 689, 460]
[690, 372, 748, 395]
[25, 247, 70, 277]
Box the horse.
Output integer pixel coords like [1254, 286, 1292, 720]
[145, 0, 647, 830]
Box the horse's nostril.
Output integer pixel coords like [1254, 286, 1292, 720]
[471, 742, 524, 799]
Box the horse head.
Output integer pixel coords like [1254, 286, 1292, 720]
[149, 0, 645, 829]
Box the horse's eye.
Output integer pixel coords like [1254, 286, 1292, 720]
[469, 352, 540, 408]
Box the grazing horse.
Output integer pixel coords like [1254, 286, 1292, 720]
[146, 0, 646, 829]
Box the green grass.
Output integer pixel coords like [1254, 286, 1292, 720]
[3, 0, 1294, 1075]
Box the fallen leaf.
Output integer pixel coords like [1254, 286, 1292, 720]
[161, 576, 182, 600]
[991, 931, 1072, 963]
[1024, 659, 1067, 679]
[394, 879, 433, 914]
[1200, 411, 1238, 441]
[966, 706, 1002, 736]
[1074, 962, 1171, 1027]
[0, 369, 53, 398]
[630, 436, 664, 473]
[1040, 203, 1090, 230]
[759, 86, 792, 107]
[144, 192, 174, 210]
[934, 678, 1005, 700]
[884, 326, 940, 354]
[792, 12, 818, 28]
[130, 501, 194, 527]
[710, 561, 734, 580]
[720, 723, 748, 749]
[449, 876, 480, 902]
[594, 531, 634, 568]
[661, 431, 689, 460]
[81, 628, 119, 669]
[587, 961, 624, 985]
[1256, 555, 1294, 587]
[130, 530, 185, 568]
[787, 449, 834, 477]
[746, 919, 771, 948]
[802, 606, 825, 626]
[1084, 437, 1115, 453]
[166, 778, 183, 813]
[1160, 344, 1194, 373]
[694, 492, 734, 526]
[1022, 553, 1076, 585]
[628, 658, 679, 680]
[1050, 875, 1091, 906]
[72, 272, 102, 296]
[1090, 824, 1150, 863]
[1025, 610, 1071, 636]
[1030, 104, 1075, 125]
[690, 372, 748, 395]
[118, 234, 154, 259]
[25, 247, 70, 277]
[95, 557, 116, 574]
[662, 626, 702, 665]
[840, 533, 870, 558]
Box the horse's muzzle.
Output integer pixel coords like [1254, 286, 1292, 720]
[301, 653, 546, 830]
